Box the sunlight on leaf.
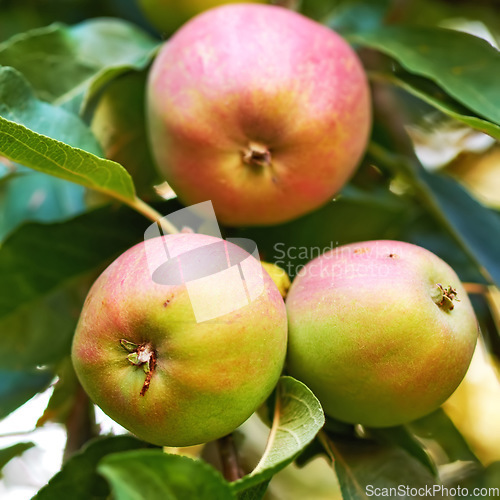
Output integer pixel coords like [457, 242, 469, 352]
[231, 377, 324, 498]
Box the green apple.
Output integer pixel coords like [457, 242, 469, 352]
[71, 233, 287, 446]
[286, 240, 478, 427]
[262, 261, 291, 298]
[137, 0, 264, 34]
[146, 3, 371, 226]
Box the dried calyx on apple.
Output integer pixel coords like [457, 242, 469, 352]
[71, 233, 288, 447]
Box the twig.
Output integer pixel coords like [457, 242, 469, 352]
[0, 429, 38, 439]
[63, 385, 97, 461]
[463, 282, 490, 295]
[216, 434, 243, 482]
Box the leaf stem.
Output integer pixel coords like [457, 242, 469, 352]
[252, 388, 282, 475]
[318, 430, 369, 499]
[127, 196, 179, 234]
[317, 430, 336, 464]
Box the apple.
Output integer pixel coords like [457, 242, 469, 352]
[262, 261, 291, 298]
[137, 0, 264, 34]
[71, 233, 287, 446]
[146, 4, 371, 226]
[286, 240, 478, 427]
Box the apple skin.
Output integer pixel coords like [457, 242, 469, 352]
[286, 240, 478, 427]
[147, 4, 371, 226]
[137, 0, 264, 34]
[71, 233, 287, 446]
[262, 261, 291, 298]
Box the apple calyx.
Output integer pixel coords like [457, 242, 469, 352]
[434, 283, 460, 311]
[242, 141, 272, 169]
[120, 339, 157, 396]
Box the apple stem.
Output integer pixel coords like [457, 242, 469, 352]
[242, 142, 272, 168]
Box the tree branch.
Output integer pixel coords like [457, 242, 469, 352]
[216, 434, 243, 482]
[63, 384, 97, 461]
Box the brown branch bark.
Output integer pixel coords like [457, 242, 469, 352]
[63, 384, 97, 461]
[216, 434, 244, 482]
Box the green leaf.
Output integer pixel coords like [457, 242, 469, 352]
[0, 67, 101, 154]
[234, 481, 270, 500]
[0, 19, 158, 109]
[0, 64, 137, 229]
[98, 450, 235, 500]
[36, 358, 79, 427]
[0, 203, 166, 371]
[350, 26, 500, 125]
[410, 409, 479, 465]
[368, 143, 500, 288]
[368, 426, 437, 477]
[472, 293, 500, 369]
[72, 18, 159, 110]
[89, 70, 162, 200]
[70, 18, 158, 70]
[327, 0, 391, 35]
[0, 24, 95, 105]
[0, 114, 136, 203]
[409, 410, 483, 488]
[34, 436, 154, 500]
[0, 442, 35, 478]
[0, 369, 53, 419]
[395, 199, 485, 286]
[0, 66, 99, 238]
[300, 0, 337, 20]
[323, 435, 446, 500]
[0, 168, 85, 241]
[485, 462, 500, 491]
[231, 377, 325, 497]
[372, 72, 500, 140]
[301, 0, 389, 25]
[420, 170, 500, 287]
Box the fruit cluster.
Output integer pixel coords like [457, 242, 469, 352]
[72, 3, 478, 447]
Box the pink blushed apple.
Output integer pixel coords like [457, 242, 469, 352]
[286, 240, 479, 427]
[146, 4, 371, 226]
[71, 233, 287, 446]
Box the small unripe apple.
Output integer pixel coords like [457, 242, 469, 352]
[71, 233, 287, 446]
[286, 240, 478, 427]
[137, 0, 264, 34]
[147, 4, 371, 226]
[262, 262, 291, 298]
